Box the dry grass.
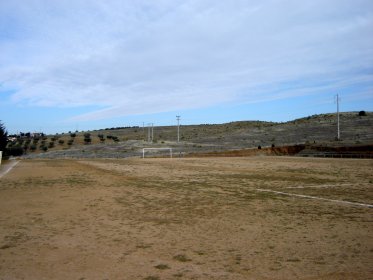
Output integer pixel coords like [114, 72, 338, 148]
[0, 157, 372, 279]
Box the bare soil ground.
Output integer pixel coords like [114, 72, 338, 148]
[0, 157, 372, 279]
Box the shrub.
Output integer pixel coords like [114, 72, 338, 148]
[58, 139, 65, 145]
[70, 133, 76, 138]
[258, 145, 262, 149]
[358, 110, 367, 116]
[23, 143, 29, 151]
[48, 142, 55, 148]
[7, 146, 24, 156]
[84, 137, 91, 144]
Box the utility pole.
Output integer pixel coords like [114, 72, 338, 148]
[176, 116, 180, 143]
[151, 123, 154, 142]
[334, 94, 341, 140]
[147, 123, 151, 143]
[147, 123, 154, 143]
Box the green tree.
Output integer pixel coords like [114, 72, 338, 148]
[84, 133, 91, 144]
[0, 121, 8, 152]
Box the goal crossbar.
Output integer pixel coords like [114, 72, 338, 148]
[142, 148, 173, 158]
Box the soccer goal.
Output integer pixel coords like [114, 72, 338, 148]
[142, 148, 173, 158]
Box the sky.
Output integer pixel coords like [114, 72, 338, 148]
[0, 0, 372, 134]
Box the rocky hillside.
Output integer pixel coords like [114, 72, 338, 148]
[17, 111, 373, 159]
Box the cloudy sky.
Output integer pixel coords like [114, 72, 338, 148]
[1, 0, 372, 134]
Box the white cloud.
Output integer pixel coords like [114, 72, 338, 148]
[1, 0, 372, 122]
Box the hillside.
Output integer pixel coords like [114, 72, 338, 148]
[13, 111, 373, 159]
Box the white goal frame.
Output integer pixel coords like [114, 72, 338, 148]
[142, 148, 172, 158]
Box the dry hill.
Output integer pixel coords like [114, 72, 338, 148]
[16, 111, 373, 159]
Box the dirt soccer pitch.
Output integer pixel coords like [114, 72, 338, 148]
[0, 157, 372, 279]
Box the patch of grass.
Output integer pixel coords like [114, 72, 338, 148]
[154, 264, 170, 270]
[136, 244, 152, 249]
[173, 254, 192, 262]
[144, 276, 159, 280]
[195, 250, 205, 255]
[0, 244, 13, 250]
[286, 258, 301, 262]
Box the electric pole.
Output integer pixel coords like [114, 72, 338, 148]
[176, 116, 180, 143]
[147, 123, 152, 143]
[151, 123, 154, 142]
[143, 122, 145, 140]
[335, 94, 341, 140]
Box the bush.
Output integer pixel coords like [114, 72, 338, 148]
[358, 111, 367, 116]
[258, 145, 262, 149]
[58, 139, 65, 145]
[84, 137, 91, 144]
[7, 146, 24, 156]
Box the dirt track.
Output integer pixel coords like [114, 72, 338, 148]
[0, 157, 372, 279]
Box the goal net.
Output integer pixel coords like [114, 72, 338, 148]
[142, 148, 173, 158]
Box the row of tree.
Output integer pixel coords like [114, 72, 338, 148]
[0, 121, 123, 157]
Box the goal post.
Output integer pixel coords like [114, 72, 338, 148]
[142, 148, 172, 158]
[0, 151, 2, 165]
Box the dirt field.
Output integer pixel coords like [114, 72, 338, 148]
[0, 157, 372, 279]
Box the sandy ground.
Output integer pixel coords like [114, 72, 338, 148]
[0, 157, 372, 280]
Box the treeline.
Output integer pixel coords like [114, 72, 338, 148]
[103, 126, 139, 131]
